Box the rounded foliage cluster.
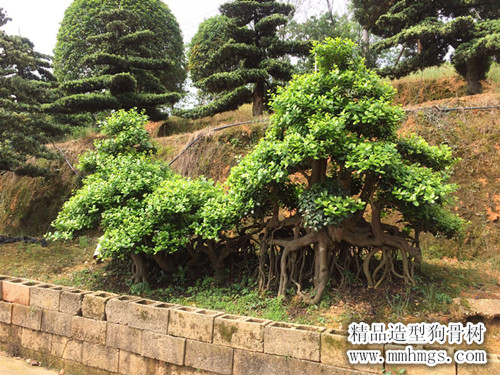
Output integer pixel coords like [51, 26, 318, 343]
[228, 38, 462, 237]
[54, 0, 185, 92]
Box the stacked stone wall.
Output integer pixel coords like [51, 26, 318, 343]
[0, 275, 498, 375]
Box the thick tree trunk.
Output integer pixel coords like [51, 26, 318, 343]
[311, 159, 327, 184]
[362, 29, 370, 57]
[465, 58, 484, 95]
[130, 253, 147, 284]
[153, 252, 178, 274]
[252, 81, 265, 117]
[202, 240, 232, 284]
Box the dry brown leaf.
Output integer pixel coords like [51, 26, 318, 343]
[485, 205, 500, 222]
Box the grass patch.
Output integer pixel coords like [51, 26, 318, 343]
[487, 62, 500, 90]
[402, 108, 500, 265]
[152, 279, 290, 322]
[0, 238, 498, 347]
[394, 63, 457, 83]
[66, 125, 99, 141]
[392, 62, 500, 104]
[0, 241, 94, 282]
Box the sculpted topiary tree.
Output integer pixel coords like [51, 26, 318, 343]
[48, 109, 225, 283]
[352, 0, 500, 94]
[51, 0, 185, 119]
[0, 8, 66, 175]
[222, 38, 463, 303]
[182, 0, 309, 118]
[50, 40, 463, 303]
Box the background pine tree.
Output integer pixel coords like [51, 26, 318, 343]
[51, 0, 185, 120]
[0, 8, 66, 175]
[182, 0, 309, 119]
[352, 0, 500, 94]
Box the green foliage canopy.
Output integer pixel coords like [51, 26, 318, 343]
[0, 8, 67, 175]
[351, 0, 500, 94]
[182, 0, 309, 118]
[285, 11, 367, 71]
[222, 38, 463, 301]
[51, 0, 185, 119]
[48, 109, 225, 281]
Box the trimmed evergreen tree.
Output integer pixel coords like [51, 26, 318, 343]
[352, 0, 500, 94]
[51, 0, 185, 120]
[0, 8, 66, 175]
[183, 0, 309, 118]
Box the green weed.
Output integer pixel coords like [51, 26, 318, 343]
[487, 62, 500, 88]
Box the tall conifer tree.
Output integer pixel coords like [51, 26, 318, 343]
[0, 8, 66, 175]
[51, 0, 185, 120]
[184, 0, 309, 118]
[352, 0, 500, 94]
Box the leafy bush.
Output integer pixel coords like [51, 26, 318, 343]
[48, 109, 227, 282]
[223, 38, 463, 303]
[50, 39, 463, 303]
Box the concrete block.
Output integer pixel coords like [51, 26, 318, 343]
[71, 315, 107, 345]
[141, 330, 185, 365]
[234, 349, 364, 375]
[321, 329, 383, 373]
[51, 335, 83, 362]
[458, 353, 500, 375]
[384, 344, 455, 375]
[389, 344, 455, 375]
[185, 339, 234, 375]
[59, 289, 90, 315]
[168, 306, 222, 342]
[30, 284, 64, 311]
[11, 303, 42, 330]
[0, 322, 11, 342]
[144, 357, 165, 375]
[118, 351, 149, 375]
[107, 323, 142, 354]
[264, 321, 325, 361]
[0, 301, 13, 323]
[105, 295, 140, 325]
[82, 341, 119, 373]
[21, 327, 52, 353]
[165, 362, 223, 375]
[0, 275, 11, 299]
[82, 291, 117, 320]
[41, 310, 73, 337]
[10, 325, 23, 346]
[233, 348, 288, 375]
[213, 314, 270, 351]
[128, 299, 174, 333]
[2, 279, 39, 305]
[64, 359, 119, 375]
[289, 357, 371, 375]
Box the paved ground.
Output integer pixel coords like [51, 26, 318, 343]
[0, 352, 59, 375]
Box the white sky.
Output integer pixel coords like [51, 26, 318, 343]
[1, 0, 347, 55]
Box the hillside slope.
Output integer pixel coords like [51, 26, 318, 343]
[401, 94, 500, 265]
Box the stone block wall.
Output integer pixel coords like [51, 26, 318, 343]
[0, 275, 498, 375]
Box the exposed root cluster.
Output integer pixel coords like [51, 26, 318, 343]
[255, 201, 421, 304]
